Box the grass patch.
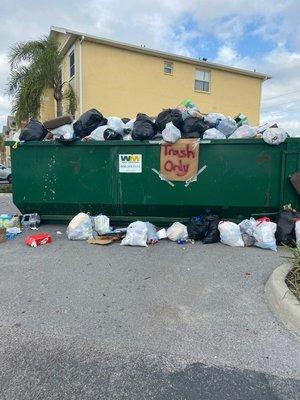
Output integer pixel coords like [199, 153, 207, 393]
[0, 184, 12, 193]
[284, 246, 300, 301]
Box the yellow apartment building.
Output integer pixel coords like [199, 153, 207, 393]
[40, 26, 270, 125]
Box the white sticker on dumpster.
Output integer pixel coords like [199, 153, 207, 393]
[119, 154, 142, 173]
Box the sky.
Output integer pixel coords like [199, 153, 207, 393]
[0, 0, 299, 134]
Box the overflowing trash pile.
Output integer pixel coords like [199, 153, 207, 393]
[13, 99, 289, 146]
[3, 205, 300, 252]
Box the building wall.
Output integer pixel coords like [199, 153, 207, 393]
[81, 41, 263, 125]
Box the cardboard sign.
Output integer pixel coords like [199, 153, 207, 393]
[160, 139, 199, 181]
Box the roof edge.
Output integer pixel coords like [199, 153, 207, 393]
[50, 26, 271, 80]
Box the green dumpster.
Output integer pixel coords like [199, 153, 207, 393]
[7, 138, 300, 224]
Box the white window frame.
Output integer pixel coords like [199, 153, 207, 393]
[68, 47, 75, 80]
[194, 69, 211, 92]
[164, 61, 173, 75]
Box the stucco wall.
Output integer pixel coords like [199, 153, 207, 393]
[81, 41, 263, 124]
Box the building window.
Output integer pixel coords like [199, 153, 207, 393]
[69, 50, 75, 79]
[195, 69, 210, 92]
[164, 61, 173, 75]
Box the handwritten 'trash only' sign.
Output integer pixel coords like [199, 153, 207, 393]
[160, 139, 199, 182]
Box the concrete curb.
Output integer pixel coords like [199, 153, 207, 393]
[265, 263, 300, 337]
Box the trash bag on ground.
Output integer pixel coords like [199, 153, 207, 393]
[275, 210, 299, 246]
[67, 212, 93, 240]
[218, 221, 244, 247]
[121, 221, 148, 247]
[182, 117, 209, 139]
[104, 128, 123, 140]
[86, 125, 108, 141]
[131, 113, 157, 140]
[51, 123, 74, 140]
[155, 109, 183, 132]
[167, 222, 188, 242]
[187, 216, 209, 241]
[73, 109, 107, 138]
[94, 215, 110, 235]
[242, 233, 255, 247]
[263, 127, 288, 145]
[107, 117, 125, 134]
[229, 125, 257, 139]
[123, 119, 135, 135]
[162, 122, 181, 143]
[253, 219, 277, 251]
[203, 128, 226, 139]
[19, 119, 48, 141]
[146, 222, 158, 244]
[239, 218, 256, 236]
[216, 117, 237, 137]
[204, 113, 225, 127]
[203, 213, 220, 244]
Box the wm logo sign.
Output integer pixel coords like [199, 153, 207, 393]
[120, 154, 141, 162]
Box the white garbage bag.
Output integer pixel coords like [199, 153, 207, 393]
[67, 212, 93, 240]
[218, 221, 244, 247]
[123, 119, 135, 134]
[229, 125, 257, 139]
[94, 215, 110, 235]
[263, 128, 288, 145]
[256, 122, 278, 134]
[107, 117, 125, 134]
[51, 123, 74, 140]
[162, 122, 181, 143]
[121, 221, 148, 247]
[253, 220, 277, 251]
[166, 222, 188, 242]
[204, 113, 225, 126]
[87, 125, 108, 141]
[123, 133, 133, 141]
[295, 220, 300, 247]
[216, 117, 237, 137]
[203, 128, 226, 139]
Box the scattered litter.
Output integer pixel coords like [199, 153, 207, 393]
[21, 213, 41, 229]
[56, 231, 62, 235]
[25, 233, 52, 247]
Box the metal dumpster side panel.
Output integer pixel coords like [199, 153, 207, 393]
[9, 139, 300, 223]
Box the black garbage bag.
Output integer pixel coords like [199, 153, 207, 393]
[104, 128, 123, 140]
[131, 113, 157, 141]
[187, 216, 209, 240]
[19, 119, 48, 141]
[203, 213, 220, 244]
[275, 210, 300, 246]
[73, 109, 107, 138]
[155, 109, 183, 132]
[121, 117, 130, 124]
[182, 117, 209, 139]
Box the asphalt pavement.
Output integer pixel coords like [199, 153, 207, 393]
[0, 194, 299, 399]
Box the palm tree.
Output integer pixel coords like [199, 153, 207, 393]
[7, 36, 77, 124]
